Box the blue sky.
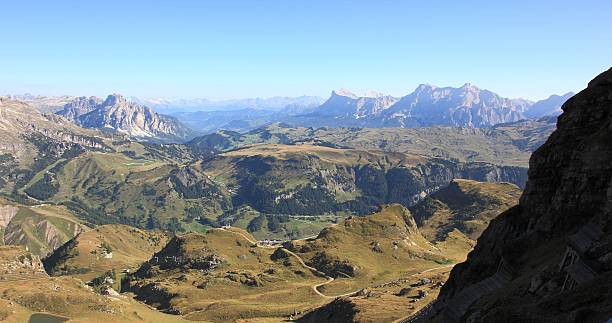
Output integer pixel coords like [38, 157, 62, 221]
[1, 0, 610, 100]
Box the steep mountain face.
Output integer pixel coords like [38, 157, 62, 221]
[523, 92, 575, 118]
[56, 96, 101, 121]
[58, 94, 194, 143]
[315, 89, 399, 118]
[431, 68, 612, 322]
[202, 144, 527, 218]
[380, 84, 531, 128]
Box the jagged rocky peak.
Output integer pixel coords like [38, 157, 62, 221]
[70, 96, 102, 107]
[58, 93, 193, 142]
[460, 82, 479, 91]
[319, 88, 399, 117]
[431, 67, 612, 322]
[364, 90, 385, 98]
[103, 93, 129, 106]
[414, 83, 438, 92]
[331, 88, 358, 98]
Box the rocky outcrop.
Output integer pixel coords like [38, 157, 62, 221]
[297, 297, 359, 323]
[58, 94, 194, 143]
[430, 68, 612, 322]
[0, 245, 48, 276]
[306, 251, 359, 278]
[0, 205, 18, 229]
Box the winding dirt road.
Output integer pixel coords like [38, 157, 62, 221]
[219, 227, 453, 300]
[219, 227, 359, 298]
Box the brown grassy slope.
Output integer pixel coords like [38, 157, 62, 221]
[0, 245, 192, 323]
[285, 204, 452, 295]
[43, 224, 168, 281]
[409, 179, 521, 241]
[128, 227, 326, 322]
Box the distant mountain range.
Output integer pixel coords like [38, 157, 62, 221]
[290, 84, 574, 128]
[159, 85, 572, 134]
[133, 95, 324, 114]
[8, 83, 573, 141]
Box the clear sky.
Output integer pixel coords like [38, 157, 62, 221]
[1, 0, 610, 101]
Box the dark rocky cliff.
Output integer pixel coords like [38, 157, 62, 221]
[430, 68, 612, 322]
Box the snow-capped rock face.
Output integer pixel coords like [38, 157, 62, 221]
[57, 94, 193, 142]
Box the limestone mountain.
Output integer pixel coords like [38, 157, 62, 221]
[58, 94, 195, 143]
[283, 84, 573, 129]
[426, 68, 612, 322]
[523, 92, 575, 118]
[56, 96, 102, 121]
[378, 83, 531, 128]
[314, 89, 399, 118]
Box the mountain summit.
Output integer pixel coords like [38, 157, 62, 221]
[286, 84, 571, 129]
[58, 94, 194, 142]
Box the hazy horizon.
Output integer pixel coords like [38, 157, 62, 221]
[6, 81, 579, 104]
[1, 0, 610, 101]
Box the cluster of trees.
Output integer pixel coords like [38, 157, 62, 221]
[24, 173, 59, 200]
[245, 214, 291, 233]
